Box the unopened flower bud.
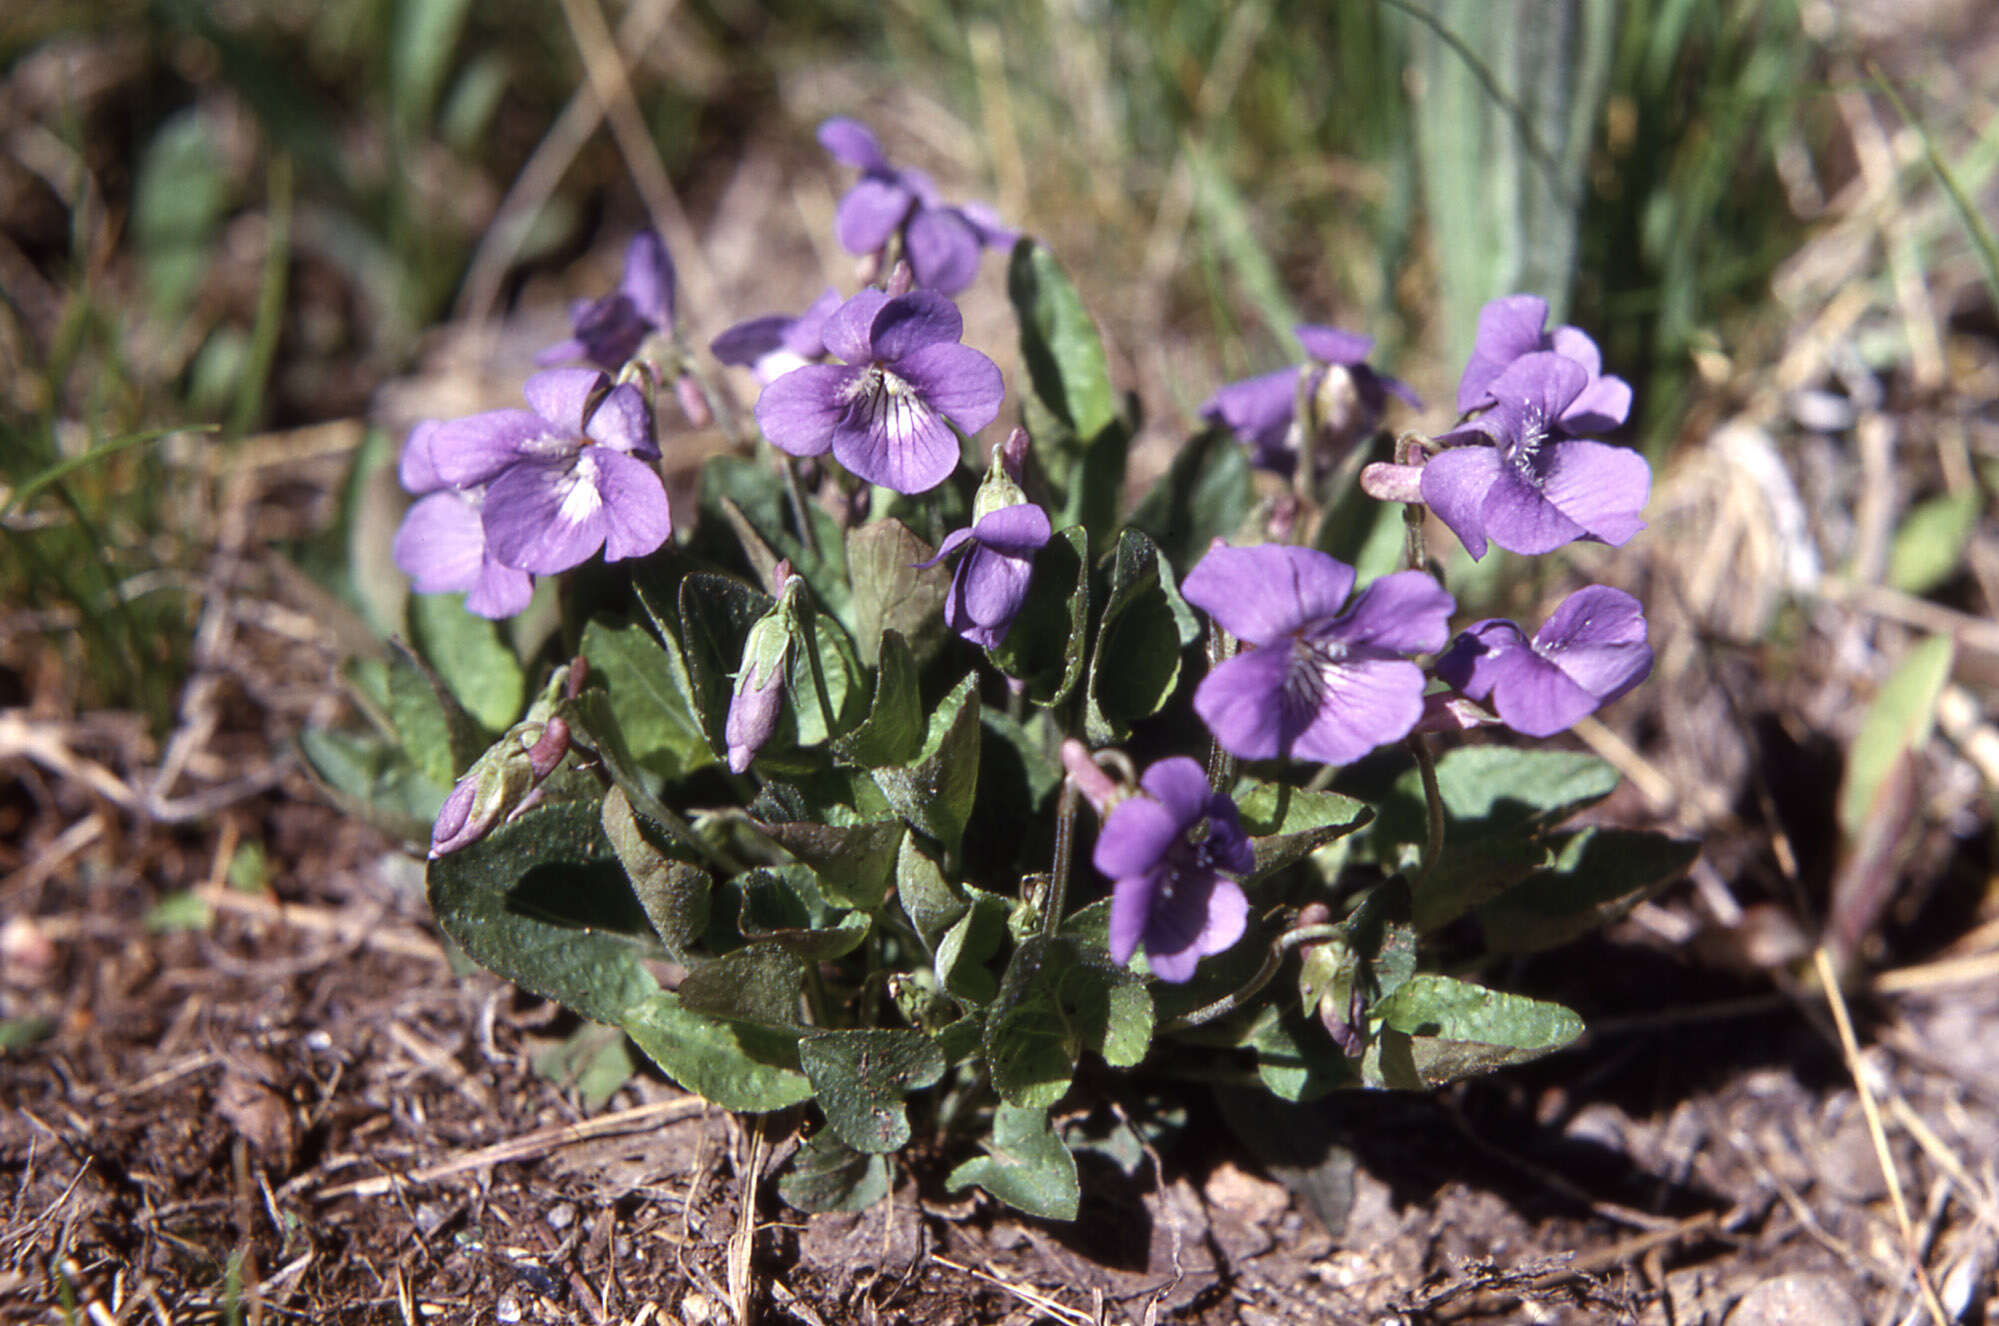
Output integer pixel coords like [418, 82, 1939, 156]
[429, 713, 571, 859]
[430, 753, 530, 859]
[1312, 362, 1376, 443]
[724, 591, 799, 774]
[1360, 460, 1426, 505]
[675, 374, 713, 428]
[973, 438, 1030, 522]
[526, 715, 570, 780]
[997, 426, 1030, 484]
[1059, 739, 1128, 816]
[1410, 691, 1495, 735]
[726, 668, 785, 774]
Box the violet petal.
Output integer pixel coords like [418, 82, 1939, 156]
[1182, 543, 1357, 647]
[755, 364, 857, 458]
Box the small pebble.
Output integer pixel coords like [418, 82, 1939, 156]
[1725, 1274, 1862, 1326]
[680, 1291, 716, 1324]
[545, 1202, 574, 1232]
[495, 1293, 523, 1324]
[303, 1029, 335, 1055]
[414, 1202, 449, 1237]
[1789, 388, 1854, 433]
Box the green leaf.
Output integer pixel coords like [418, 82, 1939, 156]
[0, 1017, 56, 1053]
[984, 937, 1153, 1108]
[871, 674, 980, 848]
[699, 455, 849, 622]
[787, 606, 864, 749]
[1242, 1005, 1360, 1102]
[932, 1015, 982, 1065]
[935, 887, 1012, 1005]
[799, 1029, 947, 1154]
[978, 708, 1067, 813]
[564, 688, 730, 878]
[1367, 975, 1584, 1089]
[1007, 238, 1129, 540]
[1058, 897, 1112, 951]
[947, 1104, 1080, 1221]
[1839, 634, 1954, 841]
[678, 572, 777, 756]
[836, 630, 925, 770]
[1126, 427, 1256, 573]
[846, 518, 953, 665]
[1887, 490, 1981, 596]
[623, 990, 814, 1112]
[756, 818, 904, 912]
[988, 524, 1088, 706]
[531, 1023, 635, 1113]
[778, 1130, 891, 1214]
[897, 836, 967, 951]
[1007, 239, 1118, 445]
[427, 797, 660, 1027]
[600, 787, 710, 960]
[408, 593, 526, 734]
[1232, 780, 1373, 881]
[734, 865, 873, 962]
[133, 107, 230, 317]
[145, 889, 213, 933]
[1346, 746, 1620, 932]
[1083, 529, 1200, 744]
[581, 617, 712, 782]
[296, 725, 442, 843]
[381, 642, 481, 788]
[1477, 828, 1699, 953]
[1300, 878, 1417, 1029]
[678, 943, 808, 1030]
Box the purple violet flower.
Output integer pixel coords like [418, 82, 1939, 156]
[918, 502, 1052, 649]
[394, 490, 536, 619]
[537, 231, 676, 371]
[1419, 352, 1650, 561]
[1434, 585, 1653, 737]
[754, 288, 1004, 494]
[1093, 757, 1254, 983]
[392, 420, 535, 619]
[419, 367, 672, 576]
[1201, 324, 1419, 474]
[711, 287, 843, 386]
[1456, 293, 1631, 425]
[1184, 542, 1454, 765]
[819, 118, 1015, 294]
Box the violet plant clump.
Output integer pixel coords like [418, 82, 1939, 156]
[312, 116, 1694, 1224]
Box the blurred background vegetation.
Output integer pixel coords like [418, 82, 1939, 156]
[2, 0, 1993, 784]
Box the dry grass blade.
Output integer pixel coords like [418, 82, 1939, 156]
[313, 1096, 707, 1200]
[929, 1256, 1095, 1326]
[1813, 946, 1950, 1326]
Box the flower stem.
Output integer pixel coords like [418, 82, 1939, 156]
[779, 452, 820, 559]
[1407, 733, 1445, 886]
[1043, 774, 1079, 938]
[1394, 431, 1431, 576]
[1204, 628, 1240, 793]
[1290, 363, 1318, 508]
[1160, 923, 1344, 1030]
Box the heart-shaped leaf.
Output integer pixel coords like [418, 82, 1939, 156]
[799, 1029, 947, 1154]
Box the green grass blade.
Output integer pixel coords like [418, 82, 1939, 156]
[1868, 62, 1999, 314]
[2, 426, 204, 519]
